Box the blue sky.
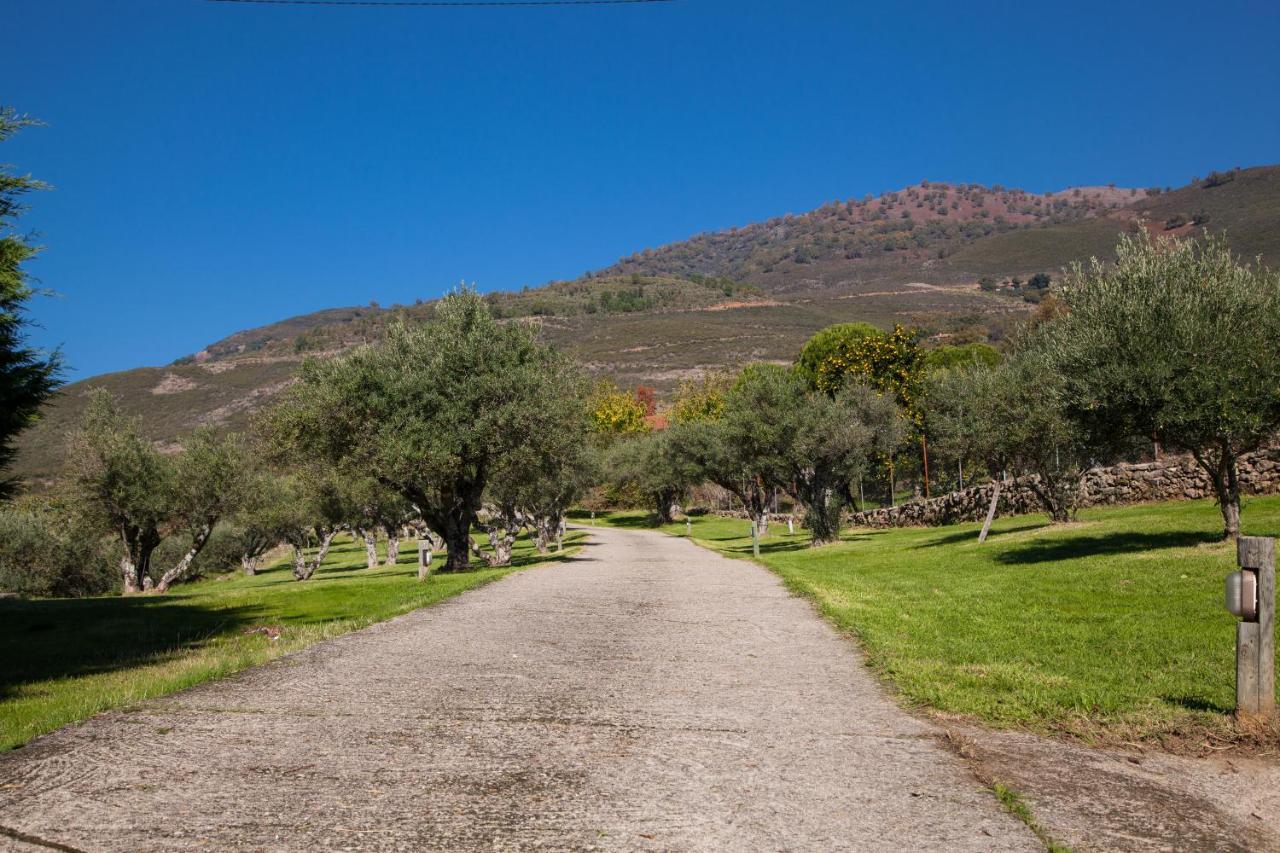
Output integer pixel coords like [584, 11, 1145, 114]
[9, 0, 1280, 378]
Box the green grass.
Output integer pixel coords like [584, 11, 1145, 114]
[0, 530, 581, 752]
[993, 782, 1070, 852]
[587, 497, 1280, 743]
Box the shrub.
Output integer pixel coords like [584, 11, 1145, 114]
[0, 498, 116, 597]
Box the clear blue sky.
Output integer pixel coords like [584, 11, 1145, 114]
[9, 0, 1280, 378]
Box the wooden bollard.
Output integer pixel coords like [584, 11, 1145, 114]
[417, 539, 433, 582]
[1232, 537, 1276, 717]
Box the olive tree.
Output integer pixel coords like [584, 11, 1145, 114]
[606, 430, 700, 525]
[924, 356, 1092, 534]
[669, 364, 798, 535]
[788, 382, 904, 545]
[1035, 234, 1280, 538]
[68, 391, 249, 593]
[266, 288, 581, 572]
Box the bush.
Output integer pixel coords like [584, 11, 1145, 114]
[0, 499, 116, 597]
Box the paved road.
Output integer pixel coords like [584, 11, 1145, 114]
[0, 526, 1037, 852]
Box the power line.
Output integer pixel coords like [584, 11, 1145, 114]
[206, 0, 675, 7]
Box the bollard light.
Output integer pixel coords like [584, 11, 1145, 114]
[1225, 570, 1258, 621]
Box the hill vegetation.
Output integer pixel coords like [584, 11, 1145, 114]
[13, 165, 1280, 483]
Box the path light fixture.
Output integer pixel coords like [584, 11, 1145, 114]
[1226, 537, 1275, 717]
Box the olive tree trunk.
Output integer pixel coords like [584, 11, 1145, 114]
[385, 529, 400, 567]
[119, 525, 160, 595]
[359, 528, 379, 569]
[1193, 442, 1242, 540]
[153, 523, 215, 593]
[292, 529, 337, 581]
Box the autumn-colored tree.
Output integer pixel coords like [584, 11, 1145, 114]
[589, 380, 650, 437]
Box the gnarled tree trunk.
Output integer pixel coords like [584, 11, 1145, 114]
[359, 528, 379, 569]
[153, 523, 215, 593]
[241, 554, 260, 576]
[1194, 441, 1242, 540]
[292, 529, 337, 581]
[120, 525, 160, 595]
[385, 528, 400, 567]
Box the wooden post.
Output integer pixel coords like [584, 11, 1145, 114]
[921, 436, 931, 499]
[751, 521, 760, 558]
[686, 518, 692, 536]
[417, 540, 433, 582]
[1237, 536, 1276, 717]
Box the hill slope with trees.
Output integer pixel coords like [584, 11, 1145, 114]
[13, 165, 1280, 483]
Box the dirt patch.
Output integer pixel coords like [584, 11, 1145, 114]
[942, 722, 1279, 851]
[149, 373, 198, 395]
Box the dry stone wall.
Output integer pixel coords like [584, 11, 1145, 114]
[847, 446, 1280, 529]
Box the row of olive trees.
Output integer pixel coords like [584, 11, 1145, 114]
[924, 233, 1280, 540]
[9, 287, 595, 597]
[596, 363, 905, 547]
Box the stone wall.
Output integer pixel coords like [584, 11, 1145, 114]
[847, 446, 1280, 529]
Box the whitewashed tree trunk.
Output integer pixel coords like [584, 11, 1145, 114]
[121, 552, 141, 595]
[292, 530, 337, 581]
[385, 529, 400, 567]
[978, 481, 1001, 544]
[754, 510, 770, 537]
[360, 528, 379, 569]
[153, 524, 214, 593]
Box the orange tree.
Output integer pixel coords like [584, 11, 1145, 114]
[804, 324, 928, 499]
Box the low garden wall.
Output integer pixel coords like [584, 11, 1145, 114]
[847, 446, 1280, 529]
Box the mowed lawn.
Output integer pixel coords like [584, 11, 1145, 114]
[585, 497, 1280, 742]
[0, 531, 581, 752]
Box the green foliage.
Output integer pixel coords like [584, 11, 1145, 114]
[1034, 233, 1280, 536]
[809, 324, 925, 436]
[0, 495, 116, 597]
[0, 108, 62, 497]
[265, 287, 584, 571]
[921, 342, 1002, 373]
[66, 391, 251, 592]
[669, 371, 731, 425]
[795, 322, 879, 389]
[923, 356, 1090, 522]
[605, 430, 700, 524]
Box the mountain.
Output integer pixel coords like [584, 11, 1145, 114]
[14, 165, 1280, 484]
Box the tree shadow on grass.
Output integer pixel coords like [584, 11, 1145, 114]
[995, 530, 1220, 566]
[915, 521, 1049, 549]
[1162, 693, 1233, 714]
[0, 596, 267, 700]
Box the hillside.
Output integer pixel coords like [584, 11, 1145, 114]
[15, 165, 1280, 484]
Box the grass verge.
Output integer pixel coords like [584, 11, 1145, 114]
[579, 498, 1280, 749]
[0, 530, 581, 751]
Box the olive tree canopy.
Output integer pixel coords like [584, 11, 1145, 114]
[266, 288, 582, 572]
[1033, 233, 1280, 538]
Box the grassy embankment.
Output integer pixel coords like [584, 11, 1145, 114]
[581, 497, 1280, 745]
[0, 531, 581, 752]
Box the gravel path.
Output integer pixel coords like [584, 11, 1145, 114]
[0, 526, 1037, 852]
